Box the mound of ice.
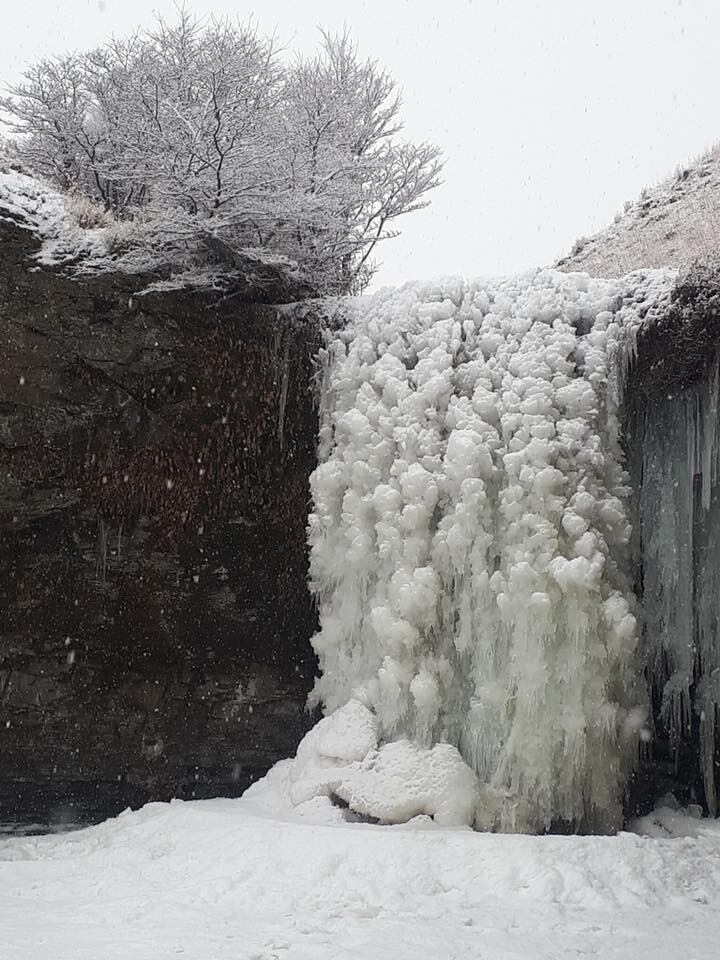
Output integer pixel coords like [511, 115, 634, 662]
[289, 700, 379, 807]
[285, 700, 478, 827]
[629, 794, 709, 839]
[308, 269, 674, 832]
[334, 739, 479, 827]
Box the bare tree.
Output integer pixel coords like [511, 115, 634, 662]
[1, 13, 443, 294]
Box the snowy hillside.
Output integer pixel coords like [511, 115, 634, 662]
[1, 792, 719, 960]
[557, 145, 720, 276]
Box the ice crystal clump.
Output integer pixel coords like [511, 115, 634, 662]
[307, 268, 674, 833]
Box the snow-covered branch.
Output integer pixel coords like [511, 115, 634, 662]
[1, 12, 442, 294]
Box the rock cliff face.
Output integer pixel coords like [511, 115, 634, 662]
[0, 207, 321, 825]
[622, 264, 720, 816]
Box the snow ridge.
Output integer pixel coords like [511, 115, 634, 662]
[307, 268, 674, 832]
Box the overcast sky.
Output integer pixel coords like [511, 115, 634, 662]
[2, 0, 719, 287]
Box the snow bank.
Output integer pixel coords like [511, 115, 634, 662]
[2, 795, 720, 960]
[307, 269, 675, 833]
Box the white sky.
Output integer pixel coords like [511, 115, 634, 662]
[2, 0, 719, 287]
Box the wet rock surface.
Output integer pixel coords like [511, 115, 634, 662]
[0, 211, 321, 824]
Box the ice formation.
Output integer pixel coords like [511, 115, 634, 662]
[629, 357, 720, 816]
[306, 268, 676, 833]
[288, 700, 480, 826]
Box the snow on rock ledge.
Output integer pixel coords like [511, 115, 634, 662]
[0, 169, 307, 296]
[0, 169, 113, 269]
[305, 269, 675, 834]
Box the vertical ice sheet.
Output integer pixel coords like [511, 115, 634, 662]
[635, 357, 720, 816]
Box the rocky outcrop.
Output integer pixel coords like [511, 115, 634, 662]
[0, 204, 322, 825]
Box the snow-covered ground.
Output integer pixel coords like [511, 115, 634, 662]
[1, 784, 719, 960]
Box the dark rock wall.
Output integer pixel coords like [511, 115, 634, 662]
[0, 215, 321, 825]
[622, 268, 720, 817]
[623, 389, 710, 816]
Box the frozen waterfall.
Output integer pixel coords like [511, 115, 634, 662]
[302, 268, 677, 833]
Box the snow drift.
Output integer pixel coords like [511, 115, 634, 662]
[4, 793, 720, 960]
[303, 269, 676, 833]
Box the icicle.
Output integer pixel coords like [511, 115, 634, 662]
[701, 355, 720, 510]
[695, 438, 720, 815]
[701, 702, 717, 817]
[277, 334, 291, 451]
[96, 520, 108, 584]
